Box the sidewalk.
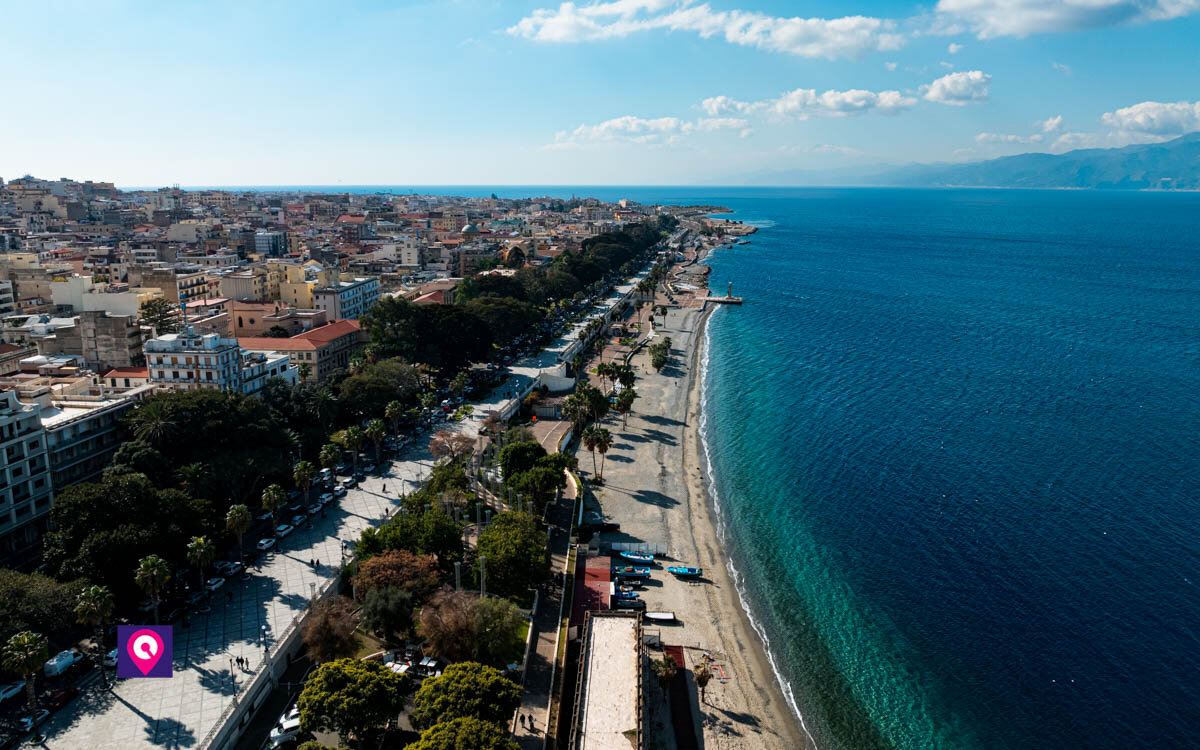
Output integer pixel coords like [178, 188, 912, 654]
[511, 471, 576, 749]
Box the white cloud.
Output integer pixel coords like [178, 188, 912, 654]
[508, 1, 905, 59]
[1036, 114, 1064, 132]
[884, 61, 898, 70]
[700, 95, 755, 116]
[1099, 100, 1200, 135]
[1051, 61, 1072, 75]
[921, 70, 991, 105]
[975, 132, 1044, 143]
[935, 0, 1200, 39]
[551, 113, 747, 147]
[948, 42, 963, 53]
[765, 87, 918, 118]
[940, 60, 956, 68]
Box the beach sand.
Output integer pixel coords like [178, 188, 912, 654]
[582, 300, 815, 750]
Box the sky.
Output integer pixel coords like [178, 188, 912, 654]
[2, 0, 1199, 186]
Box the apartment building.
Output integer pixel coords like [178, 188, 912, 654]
[312, 277, 380, 319]
[0, 390, 52, 568]
[144, 326, 243, 391]
[239, 319, 364, 383]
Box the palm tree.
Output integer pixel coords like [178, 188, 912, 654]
[595, 427, 613, 479]
[309, 389, 338, 435]
[344, 425, 365, 476]
[293, 460, 317, 513]
[694, 662, 713, 703]
[74, 586, 114, 687]
[187, 535, 215, 593]
[2, 631, 48, 738]
[595, 362, 615, 393]
[297, 362, 312, 381]
[449, 371, 470, 397]
[128, 399, 177, 443]
[582, 425, 603, 477]
[385, 400, 403, 434]
[319, 443, 340, 478]
[365, 419, 387, 467]
[135, 555, 171, 625]
[616, 389, 638, 427]
[650, 653, 677, 694]
[616, 365, 635, 390]
[562, 392, 591, 430]
[225, 504, 252, 563]
[261, 483, 286, 530]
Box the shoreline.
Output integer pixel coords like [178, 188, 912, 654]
[687, 303, 820, 750]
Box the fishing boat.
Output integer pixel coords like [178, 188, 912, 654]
[618, 584, 640, 593]
[614, 591, 640, 600]
[667, 566, 702, 577]
[644, 611, 676, 623]
[618, 551, 655, 564]
[613, 566, 651, 578]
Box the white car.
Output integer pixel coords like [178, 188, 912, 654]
[256, 537, 276, 552]
[19, 709, 49, 732]
[276, 524, 295, 538]
[341, 477, 357, 488]
[205, 577, 225, 592]
[269, 715, 302, 747]
[43, 649, 84, 677]
[291, 514, 307, 526]
[104, 649, 118, 668]
[332, 486, 346, 497]
[216, 561, 244, 577]
[318, 493, 333, 504]
[0, 680, 24, 702]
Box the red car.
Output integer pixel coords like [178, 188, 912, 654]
[47, 687, 78, 710]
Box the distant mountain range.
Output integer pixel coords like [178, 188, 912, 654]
[729, 132, 1200, 190]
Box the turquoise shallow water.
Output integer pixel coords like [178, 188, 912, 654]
[696, 188, 1200, 750]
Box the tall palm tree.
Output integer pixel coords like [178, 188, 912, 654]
[595, 362, 615, 392]
[74, 586, 114, 688]
[261, 484, 286, 530]
[650, 653, 677, 694]
[187, 536, 215, 594]
[616, 365, 636, 390]
[582, 425, 602, 477]
[2, 631, 48, 738]
[385, 400, 403, 434]
[616, 389, 638, 427]
[319, 443, 340, 478]
[343, 425, 365, 476]
[595, 428, 613, 479]
[293, 460, 316, 513]
[135, 555, 171, 625]
[365, 419, 386, 467]
[309, 389, 338, 436]
[693, 662, 713, 703]
[225, 504, 252, 563]
[562, 392, 591, 430]
[128, 399, 177, 443]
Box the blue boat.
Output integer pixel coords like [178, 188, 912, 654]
[619, 551, 655, 564]
[615, 591, 640, 600]
[613, 566, 651, 578]
[667, 566, 702, 577]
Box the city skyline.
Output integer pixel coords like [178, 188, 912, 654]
[3, 0, 1199, 185]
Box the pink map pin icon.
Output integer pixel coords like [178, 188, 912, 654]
[127, 629, 164, 676]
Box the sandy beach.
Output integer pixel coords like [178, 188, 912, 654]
[581, 293, 815, 750]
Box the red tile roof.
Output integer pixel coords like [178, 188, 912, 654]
[102, 367, 149, 378]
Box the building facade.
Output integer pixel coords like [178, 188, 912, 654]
[0, 390, 52, 568]
[312, 277, 380, 319]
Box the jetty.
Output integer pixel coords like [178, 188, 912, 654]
[705, 281, 743, 305]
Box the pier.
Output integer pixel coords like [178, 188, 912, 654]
[704, 281, 744, 305]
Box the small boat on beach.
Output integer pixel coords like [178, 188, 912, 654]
[645, 611, 676, 623]
[613, 566, 651, 578]
[614, 591, 640, 600]
[618, 551, 655, 564]
[667, 566, 702, 577]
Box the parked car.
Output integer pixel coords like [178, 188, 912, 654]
[318, 493, 333, 504]
[0, 681, 24, 703]
[18, 709, 50, 732]
[269, 715, 303, 747]
[291, 514, 307, 526]
[104, 649, 118, 668]
[47, 687, 78, 710]
[217, 561, 244, 577]
[257, 537, 277, 552]
[205, 577, 225, 592]
[43, 649, 84, 677]
[212, 561, 238, 576]
[332, 486, 347, 497]
[341, 477, 357, 488]
[186, 591, 207, 607]
[362, 464, 375, 474]
[275, 524, 295, 538]
[257, 509, 273, 522]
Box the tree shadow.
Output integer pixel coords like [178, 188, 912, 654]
[642, 429, 677, 446]
[606, 455, 634, 463]
[146, 716, 197, 748]
[632, 489, 679, 507]
[640, 414, 684, 427]
[193, 664, 237, 697]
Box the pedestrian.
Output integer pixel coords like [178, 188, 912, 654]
[518, 714, 525, 728]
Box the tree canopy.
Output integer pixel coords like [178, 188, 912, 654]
[298, 658, 410, 743]
[407, 717, 521, 750]
[476, 512, 549, 597]
[354, 549, 441, 601]
[410, 662, 521, 730]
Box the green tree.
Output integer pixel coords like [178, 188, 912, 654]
[410, 662, 521, 730]
[297, 362, 312, 381]
[2, 631, 48, 739]
[358, 507, 463, 566]
[511, 464, 565, 513]
[449, 371, 470, 397]
[408, 717, 520, 750]
[73, 585, 114, 687]
[225, 504, 252, 563]
[474, 512, 549, 597]
[294, 459, 317, 512]
[651, 653, 677, 693]
[470, 596, 525, 668]
[385, 400, 404, 434]
[365, 419, 387, 467]
[694, 661, 713, 703]
[319, 443, 341, 477]
[561, 391, 591, 429]
[615, 388, 637, 427]
[593, 427, 613, 479]
[498, 441, 546, 480]
[360, 587, 413, 644]
[302, 596, 360, 664]
[344, 425, 365, 476]
[261, 483, 286, 530]
[187, 535, 215, 593]
[140, 297, 181, 335]
[134, 555, 171, 626]
[582, 424, 603, 478]
[126, 398, 178, 444]
[298, 658, 410, 745]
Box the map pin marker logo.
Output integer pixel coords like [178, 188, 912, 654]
[127, 629, 164, 676]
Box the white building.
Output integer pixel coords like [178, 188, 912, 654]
[0, 390, 52, 567]
[313, 277, 380, 320]
[144, 325, 297, 393]
[0, 280, 14, 316]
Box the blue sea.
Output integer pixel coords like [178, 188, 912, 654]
[199, 184, 1199, 748]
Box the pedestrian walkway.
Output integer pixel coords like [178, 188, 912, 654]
[511, 471, 576, 749]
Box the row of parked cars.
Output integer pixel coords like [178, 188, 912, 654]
[0, 648, 91, 735]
